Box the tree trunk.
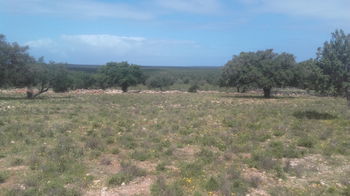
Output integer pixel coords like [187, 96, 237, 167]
[346, 87, 350, 108]
[121, 84, 128, 92]
[26, 84, 49, 99]
[26, 86, 34, 99]
[263, 87, 271, 98]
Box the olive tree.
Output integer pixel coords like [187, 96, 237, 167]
[221, 49, 296, 98]
[99, 61, 144, 92]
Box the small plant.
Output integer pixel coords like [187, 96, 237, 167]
[156, 162, 167, 171]
[180, 162, 203, 177]
[247, 175, 261, 188]
[197, 148, 215, 164]
[131, 150, 150, 161]
[10, 157, 24, 166]
[205, 177, 219, 191]
[108, 162, 146, 186]
[85, 137, 104, 150]
[151, 176, 184, 196]
[297, 137, 315, 148]
[0, 171, 8, 183]
[111, 148, 120, 154]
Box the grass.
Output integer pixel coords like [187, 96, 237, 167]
[0, 90, 350, 195]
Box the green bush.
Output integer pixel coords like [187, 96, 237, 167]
[188, 84, 199, 93]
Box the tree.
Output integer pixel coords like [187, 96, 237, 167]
[0, 35, 72, 98]
[292, 59, 325, 91]
[49, 63, 71, 93]
[316, 29, 350, 106]
[99, 61, 144, 92]
[221, 49, 296, 98]
[0, 34, 50, 98]
[146, 74, 174, 91]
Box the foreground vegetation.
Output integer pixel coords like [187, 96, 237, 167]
[0, 90, 349, 195]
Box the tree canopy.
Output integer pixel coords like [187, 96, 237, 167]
[0, 35, 72, 98]
[316, 30, 350, 96]
[221, 49, 296, 98]
[98, 61, 144, 92]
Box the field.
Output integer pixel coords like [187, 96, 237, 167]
[0, 90, 350, 196]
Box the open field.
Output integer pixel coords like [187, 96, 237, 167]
[0, 90, 350, 196]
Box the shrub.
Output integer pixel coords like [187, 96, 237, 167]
[0, 171, 8, 183]
[131, 150, 150, 161]
[85, 137, 104, 150]
[151, 176, 184, 196]
[297, 137, 315, 148]
[146, 74, 174, 91]
[108, 163, 146, 186]
[247, 175, 261, 188]
[205, 177, 219, 191]
[180, 162, 203, 177]
[249, 151, 280, 171]
[218, 164, 248, 195]
[156, 162, 167, 171]
[10, 157, 24, 166]
[188, 84, 199, 93]
[197, 148, 215, 164]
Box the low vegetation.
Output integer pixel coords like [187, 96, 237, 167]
[0, 90, 349, 195]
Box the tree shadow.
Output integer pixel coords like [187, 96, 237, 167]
[220, 94, 296, 100]
[0, 95, 73, 101]
[293, 110, 337, 120]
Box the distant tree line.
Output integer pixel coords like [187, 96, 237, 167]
[1, 30, 350, 106]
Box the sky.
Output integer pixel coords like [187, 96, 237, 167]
[1, 0, 350, 66]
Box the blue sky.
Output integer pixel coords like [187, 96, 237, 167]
[1, 0, 350, 66]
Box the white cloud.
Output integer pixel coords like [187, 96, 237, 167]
[240, 0, 350, 21]
[25, 34, 199, 65]
[25, 38, 55, 48]
[155, 0, 222, 14]
[0, 0, 153, 20]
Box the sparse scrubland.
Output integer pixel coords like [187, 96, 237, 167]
[0, 90, 349, 196]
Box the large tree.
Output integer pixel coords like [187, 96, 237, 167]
[0, 34, 71, 98]
[0, 34, 49, 98]
[316, 29, 350, 106]
[221, 49, 296, 98]
[99, 61, 144, 92]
